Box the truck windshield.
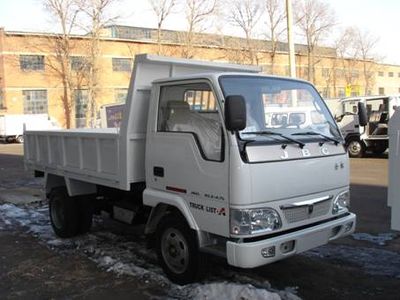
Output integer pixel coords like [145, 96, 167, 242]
[219, 75, 341, 144]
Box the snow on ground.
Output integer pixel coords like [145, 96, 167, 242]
[0, 203, 300, 300]
[351, 232, 397, 246]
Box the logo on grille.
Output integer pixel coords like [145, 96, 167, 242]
[307, 204, 314, 215]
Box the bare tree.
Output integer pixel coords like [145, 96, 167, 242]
[264, 0, 286, 73]
[42, 0, 80, 128]
[323, 27, 355, 98]
[149, 0, 177, 55]
[228, 0, 263, 65]
[294, 0, 336, 83]
[0, 76, 4, 109]
[355, 28, 379, 95]
[78, 0, 119, 127]
[336, 27, 363, 96]
[181, 0, 216, 58]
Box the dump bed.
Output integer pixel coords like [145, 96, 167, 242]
[24, 128, 121, 188]
[24, 54, 260, 190]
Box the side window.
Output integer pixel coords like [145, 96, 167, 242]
[157, 83, 223, 162]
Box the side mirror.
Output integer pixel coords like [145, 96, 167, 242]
[225, 95, 247, 131]
[358, 102, 368, 126]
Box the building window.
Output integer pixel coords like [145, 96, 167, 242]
[378, 87, 385, 95]
[389, 72, 394, 77]
[321, 68, 330, 78]
[0, 88, 4, 109]
[378, 71, 384, 77]
[338, 87, 345, 98]
[351, 70, 359, 79]
[398, 88, 400, 93]
[74, 89, 88, 128]
[300, 67, 309, 78]
[335, 69, 345, 77]
[71, 56, 88, 71]
[23, 90, 48, 114]
[20, 55, 45, 71]
[114, 88, 128, 103]
[184, 89, 216, 111]
[322, 88, 330, 98]
[112, 58, 132, 72]
[398, 73, 400, 78]
[284, 66, 290, 76]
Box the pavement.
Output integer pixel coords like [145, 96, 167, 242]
[0, 143, 399, 299]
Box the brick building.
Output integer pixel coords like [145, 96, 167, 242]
[0, 25, 399, 128]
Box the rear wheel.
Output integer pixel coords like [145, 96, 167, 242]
[16, 135, 24, 144]
[156, 213, 204, 284]
[78, 198, 93, 234]
[347, 138, 365, 158]
[372, 142, 388, 155]
[49, 187, 93, 237]
[49, 187, 80, 238]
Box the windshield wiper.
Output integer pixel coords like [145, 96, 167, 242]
[291, 131, 341, 146]
[242, 131, 305, 148]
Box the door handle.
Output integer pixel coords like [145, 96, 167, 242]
[153, 166, 164, 177]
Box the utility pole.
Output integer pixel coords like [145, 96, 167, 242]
[286, 0, 296, 78]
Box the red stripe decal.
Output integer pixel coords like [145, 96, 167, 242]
[166, 186, 187, 194]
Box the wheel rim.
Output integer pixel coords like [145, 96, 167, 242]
[348, 140, 361, 156]
[161, 228, 189, 274]
[50, 196, 64, 229]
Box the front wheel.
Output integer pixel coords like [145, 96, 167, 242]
[5, 136, 14, 143]
[156, 213, 204, 284]
[16, 135, 24, 143]
[347, 138, 365, 158]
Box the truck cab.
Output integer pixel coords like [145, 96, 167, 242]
[24, 55, 356, 284]
[336, 95, 400, 157]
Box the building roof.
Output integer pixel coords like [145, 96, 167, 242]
[102, 25, 337, 56]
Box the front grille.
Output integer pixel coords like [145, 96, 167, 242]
[281, 199, 331, 224]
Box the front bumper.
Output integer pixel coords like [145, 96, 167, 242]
[226, 213, 356, 268]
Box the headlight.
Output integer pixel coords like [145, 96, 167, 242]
[231, 208, 281, 235]
[332, 190, 350, 214]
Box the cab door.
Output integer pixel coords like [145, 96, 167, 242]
[145, 80, 230, 237]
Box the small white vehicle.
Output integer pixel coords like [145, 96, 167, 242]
[265, 106, 329, 133]
[335, 95, 400, 157]
[24, 54, 357, 284]
[0, 114, 59, 143]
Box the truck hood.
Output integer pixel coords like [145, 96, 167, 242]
[230, 143, 349, 206]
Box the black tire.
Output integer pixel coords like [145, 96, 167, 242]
[372, 142, 388, 155]
[78, 198, 93, 234]
[156, 213, 204, 284]
[346, 138, 365, 158]
[16, 135, 23, 144]
[49, 187, 80, 238]
[5, 137, 13, 143]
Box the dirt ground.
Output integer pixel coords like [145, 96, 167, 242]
[0, 143, 399, 300]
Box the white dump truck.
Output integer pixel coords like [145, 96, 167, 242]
[0, 114, 59, 143]
[24, 54, 357, 284]
[335, 95, 400, 157]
